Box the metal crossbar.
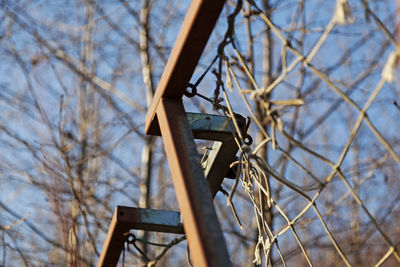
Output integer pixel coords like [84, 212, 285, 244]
[97, 207, 184, 266]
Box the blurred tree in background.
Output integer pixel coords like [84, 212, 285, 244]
[1, 0, 400, 266]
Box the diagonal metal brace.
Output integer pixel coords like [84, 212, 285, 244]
[203, 140, 238, 197]
[186, 113, 248, 197]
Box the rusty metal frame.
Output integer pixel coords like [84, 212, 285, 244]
[97, 207, 184, 266]
[98, 0, 230, 266]
[97, 111, 244, 266]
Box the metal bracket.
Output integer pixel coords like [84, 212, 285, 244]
[187, 112, 246, 141]
[187, 112, 247, 197]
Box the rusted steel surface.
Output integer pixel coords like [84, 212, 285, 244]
[97, 206, 184, 267]
[145, 0, 226, 135]
[157, 98, 232, 267]
[97, 207, 129, 267]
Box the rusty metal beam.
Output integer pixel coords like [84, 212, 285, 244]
[97, 206, 184, 267]
[157, 98, 231, 267]
[145, 0, 226, 135]
[97, 208, 125, 267]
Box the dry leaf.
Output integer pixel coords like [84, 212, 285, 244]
[382, 51, 398, 83]
[271, 99, 304, 106]
[276, 117, 284, 132]
[334, 0, 354, 25]
[225, 60, 233, 91]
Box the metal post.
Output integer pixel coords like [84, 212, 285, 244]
[157, 98, 231, 266]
